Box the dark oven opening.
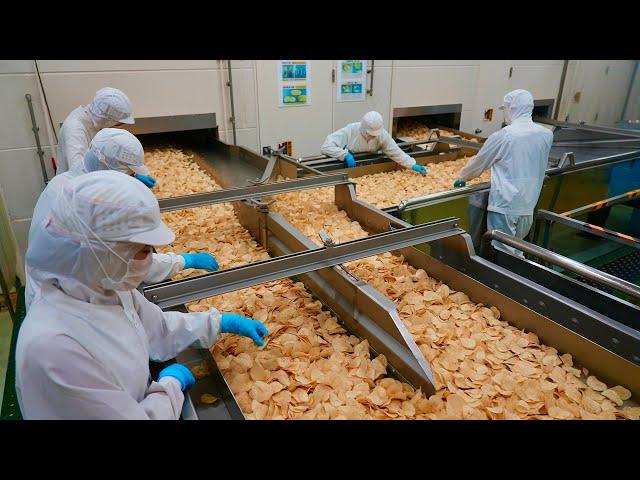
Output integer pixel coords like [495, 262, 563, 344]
[392, 104, 462, 141]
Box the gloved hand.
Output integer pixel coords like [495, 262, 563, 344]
[453, 179, 466, 188]
[158, 363, 195, 391]
[180, 252, 219, 271]
[221, 313, 269, 346]
[344, 152, 356, 168]
[411, 164, 428, 175]
[135, 174, 157, 189]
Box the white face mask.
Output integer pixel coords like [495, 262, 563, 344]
[101, 253, 152, 291]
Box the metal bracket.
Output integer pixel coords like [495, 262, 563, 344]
[142, 218, 463, 309]
[558, 151, 576, 168]
[318, 230, 337, 247]
[158, 173, 350, 212]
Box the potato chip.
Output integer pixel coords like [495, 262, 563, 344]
[586, 375, 607, 392]
[199, 393, 219, 405]
[602, 388, 624, 407]
[622, 407, 640, 420]
[610, 385, 632, 402]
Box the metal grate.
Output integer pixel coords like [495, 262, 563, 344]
[570, 250, 640, 298]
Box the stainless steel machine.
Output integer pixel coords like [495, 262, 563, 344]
[133, 115, 640, 419]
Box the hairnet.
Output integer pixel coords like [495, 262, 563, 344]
[87, 87, 135, 125]
[503, 89, 534, 123]
[360, 111, 384, 137]
[27, 171, 174, 303]
[79, 128, 149, 176]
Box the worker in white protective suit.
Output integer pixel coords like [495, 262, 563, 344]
[16, 171, 268, 419]
[25, 128, 220, 311]
[321, 111, 428, 174]
[55, 87, 135, 174]
[453, 90, 553, 256]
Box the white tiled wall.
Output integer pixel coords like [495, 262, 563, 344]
[0, 63, 52, 276]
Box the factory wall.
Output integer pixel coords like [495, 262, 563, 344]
[556, 60, 638, 126]
[0, 61, 55, 280]
[622, 62, 639, 121]
[257, 60, 566, 157]
[0, 59, 637, 269]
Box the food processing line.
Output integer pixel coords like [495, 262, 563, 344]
[130, 114, 640, 419]
[285, 117, 640, 329]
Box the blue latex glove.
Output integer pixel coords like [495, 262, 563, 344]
[136, 174, 157, 188]
[344, 152, 356, 168]
[453, 179, 466, 188]
[221, 313, 269, 346]
[158, 363, 195, 391]
[411, 164, 428, 175]
[180, 252, 219, 271]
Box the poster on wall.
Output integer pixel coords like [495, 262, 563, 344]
[278, 60, 311, 107]
[336, 60, 367, 102]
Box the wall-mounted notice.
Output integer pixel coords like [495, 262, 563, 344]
[279, 60, 311, 107]
[337, 60, 367, 102]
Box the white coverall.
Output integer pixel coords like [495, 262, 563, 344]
[458, 89, 553, 255]
[56, 87, 134, 174]
[25, 129, 184, 311]
[16, 171, 220, 419]
[321, 123, 416, 169]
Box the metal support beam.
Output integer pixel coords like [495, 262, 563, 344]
[143, 218, 463, 308]
[553, 138, 640, 148]
[537, 209, 640, 249]
[484, 230, 640, 299]
[158, 173, 350, 212]
[433, 136, 482, 150]
[537, 118, 640, 138]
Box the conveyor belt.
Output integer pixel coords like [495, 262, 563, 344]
[573, 250, 640, 292]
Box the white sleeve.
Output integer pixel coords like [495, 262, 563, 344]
[144, 252, 186, 284]
[59, 127, 90, 174]
[458, 130, 507, 181]
[24, 334, 184, 420]
[321, 127, 350, 160]
[378, 131, 416, 168]
[132, 289, 222, 362]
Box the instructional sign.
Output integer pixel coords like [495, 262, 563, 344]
[337, 60, 367, 102]
[279, 60, 311, 107]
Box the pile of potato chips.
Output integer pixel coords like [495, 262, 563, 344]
[273, 185, 637, 420]
[145, 148, 434, 419]
[351, 158, 491, 209]
[145, 148, 271, 280]
[145, 147, 637, 420]
[395, 119, 480, 146]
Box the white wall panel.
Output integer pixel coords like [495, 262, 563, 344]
[256, 60, 333, 157]
[390, 66, 479, 110]
[469, 61, 510, 136]
[509, 64, 563, 100]
[623, 64, 640, 121]
[393, 61, 479, 67]
[0, 61, 34, 74]
[227, 68, 258, 130]
[40, 70, 226, 128]
[0, 74, 51, 150]
[37, 60, 221, 72]
[0, 147, 52, 219]
[333, 65, 392, 130]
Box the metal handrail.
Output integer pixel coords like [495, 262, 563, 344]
[484, 230, 640, 299]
